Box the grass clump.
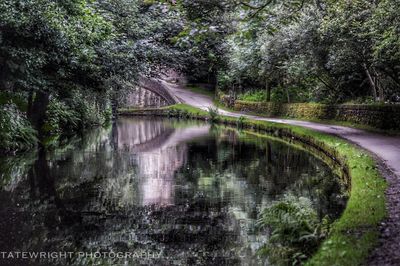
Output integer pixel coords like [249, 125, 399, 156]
[258, 195, 330, 266]
[236, 115, 247, 129]
[166, 104, 208, 116]
[207, 107, 219, 122]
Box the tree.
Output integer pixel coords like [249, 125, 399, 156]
[211, 0, 400, 103]
[0, 0, 116, 138]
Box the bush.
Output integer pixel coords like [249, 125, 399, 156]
[237, 116, 246, 128]
[238, 90, 269, 102]
[0, 104, 37, 152]
[44, 99, 81, 135]
[68, 92, 110, 128]
[207, 107, 220, 122]
[45, 93, 112, 136]
[257, 195, 329, 265]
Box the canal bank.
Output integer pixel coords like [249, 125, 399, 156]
[0, 116, 348, 265]
[154, 77, 400, 265]
[119, 104, 387, 266]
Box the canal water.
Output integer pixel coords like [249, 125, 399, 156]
[0, 117, 347, 265]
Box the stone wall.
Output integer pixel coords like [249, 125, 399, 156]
[230, 99, 400, 130]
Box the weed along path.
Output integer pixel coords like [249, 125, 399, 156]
[159, 78, 400, 265]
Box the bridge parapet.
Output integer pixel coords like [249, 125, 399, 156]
[139, 77, 180, 105]
[123, 76, 179, 109]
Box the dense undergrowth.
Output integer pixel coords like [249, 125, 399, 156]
[257, 195, 331, 265]
[0, 103, 37, 152]
[0, 92, 111, 153]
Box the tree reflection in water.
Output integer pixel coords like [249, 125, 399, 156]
[0, 117, 347, 265]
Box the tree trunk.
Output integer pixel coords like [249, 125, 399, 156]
[111, 98, 118, 121]
[266, 81, 271, 102]
[374, 69, 384, 103]
[285, 87, 291, 103]
[28, 90, 50, 141]
[363, 63, 378, 101]
[379, 84, 384, 103]
[27, 89, 34, 116]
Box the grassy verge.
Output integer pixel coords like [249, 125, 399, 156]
[119, 104, 387, 266]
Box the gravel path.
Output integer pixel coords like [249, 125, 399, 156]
[160, 78, 400, 265]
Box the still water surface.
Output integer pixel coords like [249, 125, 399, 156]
[0, 117, 347, 265]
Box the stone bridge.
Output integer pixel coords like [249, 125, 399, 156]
[124, 76, 180, 108]
[114, 117, 210, 153]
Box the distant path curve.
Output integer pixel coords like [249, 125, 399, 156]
[159, 77, 400, 265]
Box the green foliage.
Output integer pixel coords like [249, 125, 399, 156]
[44, 99, 80, 135]
[0, 0, 185, 152]
[0, 91, 28, 111]
[174, 0, 234, 82]
[166, 106, 198, 119]
[0, 104, 37, 152]
[0, 0, 113, 92]
[207, 106, 219, 122]
[207, 0, 400, 103]
[166, 104, 209, 117]
[44, 92, 112, 137]
[258, 195, 330, 265]
[237, 116, 246, 128]
[0, 0, 122, 146]
[228, 96, 400, 130]
[0, 152, 36, 188]
[238, 90, 269, 102]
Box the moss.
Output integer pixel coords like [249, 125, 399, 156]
[119, 103, 387, 266]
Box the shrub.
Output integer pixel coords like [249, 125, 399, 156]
[237, 116, 246, 128]
[207, 107, 220, 122]
[68, 94, 108, 128]
[44, 99, 81, 135]
[0, 104, 37, 152]
[45, 93, 112, 136]
[179, 110, 189, 118]
[238, 90, 269, 102]
[257, 195, 329, 265]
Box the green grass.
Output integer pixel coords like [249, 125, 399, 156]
[122, 103, 387, 266]
[237, 90, 269, 102]
[164, 103, 209, 115]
